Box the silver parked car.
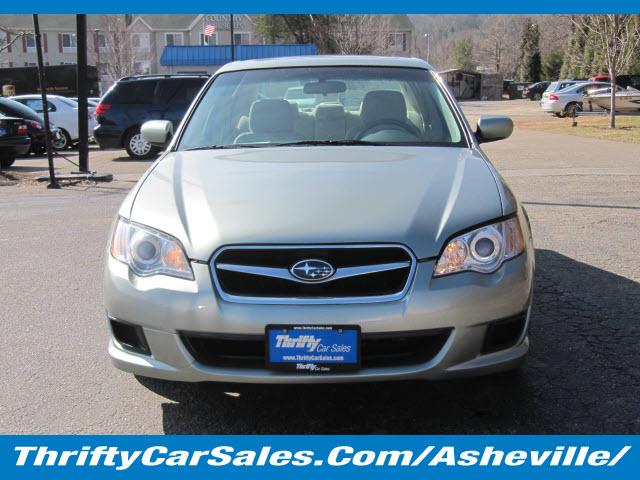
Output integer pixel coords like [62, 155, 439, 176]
[105, 56, 534, 383]
[540, 81, 610, 117]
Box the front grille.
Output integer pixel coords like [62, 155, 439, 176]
[180, 329, 452, 370]
[211, 245, 416, 303]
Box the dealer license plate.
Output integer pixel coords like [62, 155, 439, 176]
[266, 325, 360, 373]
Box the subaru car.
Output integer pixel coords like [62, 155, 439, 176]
[105, 56, 534, 383]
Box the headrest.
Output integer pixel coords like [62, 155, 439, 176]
[249, 99, 294, 134]
[360, 90, 407, 124]
[314, 103, 345, 120]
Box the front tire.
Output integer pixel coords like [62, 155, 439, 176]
[533, 92, 542, 101]
[52, 129, 71, 150]
[124, 129, 159, 160]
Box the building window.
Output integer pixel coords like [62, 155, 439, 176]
[131, 33, 150, 51]
[25, 33, 36, 51]
[62, 33, 77, 51]
[96, 33, 106, 48]
[133, 61, 151, 75]
[388, 32, 407, 51]
[200, 33, 218, 46]
[233, 32, 250, 45]
[24, 62, 37, 67]
[165, 32, 183, 46]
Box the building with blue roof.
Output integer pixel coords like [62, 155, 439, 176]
[160, 44, 318, 74]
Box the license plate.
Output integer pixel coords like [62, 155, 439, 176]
[266, 325, 360, 373]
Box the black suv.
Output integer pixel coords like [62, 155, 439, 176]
[93, 74, 208, 159]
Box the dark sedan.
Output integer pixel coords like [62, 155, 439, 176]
[0, 97, 59, 155]
[0, 114, 31, 168]
[523, 81, 551, 101]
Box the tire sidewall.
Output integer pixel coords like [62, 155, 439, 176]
[0, 156, 16, 168]
[125, 129, 158, 160]
[53, 129, 71, 150]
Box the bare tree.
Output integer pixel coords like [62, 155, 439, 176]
[330, 15, 391, 55]
[98, 15, 140, 83]
[478, 16, 520, 75]
[572, 14, 640, 128]
[0, 26, 26, 55]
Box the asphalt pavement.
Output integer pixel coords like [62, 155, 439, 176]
[1, 101, 638, 434]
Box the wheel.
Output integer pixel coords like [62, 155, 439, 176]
[52, 129, 71, 150]
[533, 92, 541, 101]
[564, 102, 582, 117]
[1, 156, 16, 169]
[124, 128, 160, 160]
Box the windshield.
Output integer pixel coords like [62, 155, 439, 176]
[178, 66, 466, 150]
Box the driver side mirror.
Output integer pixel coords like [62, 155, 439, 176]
[141, 120, 173, 147]
[476, 116, 513, 143]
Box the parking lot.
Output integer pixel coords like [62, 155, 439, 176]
[0, 100, 638, 434]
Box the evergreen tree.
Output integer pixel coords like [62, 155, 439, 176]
[452, 38, 474, 71]
[542, 51, 564, 80]
[516, 18, 542, 82]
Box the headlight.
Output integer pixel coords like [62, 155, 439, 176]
[110, 218, 194, 280]
[434, 217, 525, 277]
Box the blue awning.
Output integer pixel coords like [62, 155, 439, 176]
[160, 44, 318, 67]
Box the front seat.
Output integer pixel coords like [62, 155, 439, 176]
[350, 90, 417, 139]
[235, 99, 301, 144]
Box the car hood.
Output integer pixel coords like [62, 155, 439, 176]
[129, 146, 503, 260]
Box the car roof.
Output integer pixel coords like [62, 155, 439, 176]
[12, 94, 60, 98]
[216, 55, 433, 74]
[118, 74, 209, 83]
[0, 96, 44, 121]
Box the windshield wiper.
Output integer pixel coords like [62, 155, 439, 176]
[182, 144, 263, 151]
[273, 140, 382, 147]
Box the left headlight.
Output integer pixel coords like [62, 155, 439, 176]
[110, 218, 194, 280]
[434, 216, 525, 277]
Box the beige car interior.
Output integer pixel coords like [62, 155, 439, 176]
[233, 89, 426, 144]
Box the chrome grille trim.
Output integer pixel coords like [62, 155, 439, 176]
[209, 244, 417, 305]
[216, 260, 411, 284]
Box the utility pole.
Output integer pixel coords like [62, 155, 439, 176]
[33, 14, 59, 189]
[424, 33, 431, 63]
[76, 14, 89, 173]
[230, 14, 235, 62]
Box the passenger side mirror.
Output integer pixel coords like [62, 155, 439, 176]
[141, 120, 173, 147]
[476, 116, 513, 143]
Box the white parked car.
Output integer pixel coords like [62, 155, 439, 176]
[540, 81, 611, 117]
[10, 94, 97, 149]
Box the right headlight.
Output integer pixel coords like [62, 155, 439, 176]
[110, 218, 194, 280]
[434, 217, 525, 277]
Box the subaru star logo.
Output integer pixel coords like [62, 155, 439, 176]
[290, 259, 335, 282]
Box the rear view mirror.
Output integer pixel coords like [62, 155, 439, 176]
[476, 116, 513, 143]
[303, 81, 346, 95]
[141, 120, 173, 147]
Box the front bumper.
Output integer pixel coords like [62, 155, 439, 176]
[105, 239, 534, 383]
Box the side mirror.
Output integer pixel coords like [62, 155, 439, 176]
[476, 116, 513, 143]
[141, 120, 173, 147]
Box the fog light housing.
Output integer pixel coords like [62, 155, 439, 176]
[109, 318, 150, 355]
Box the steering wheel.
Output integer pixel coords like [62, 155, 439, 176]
[354, 118, 422, 140]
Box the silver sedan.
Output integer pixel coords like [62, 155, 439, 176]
[104, 56, 534, 383]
